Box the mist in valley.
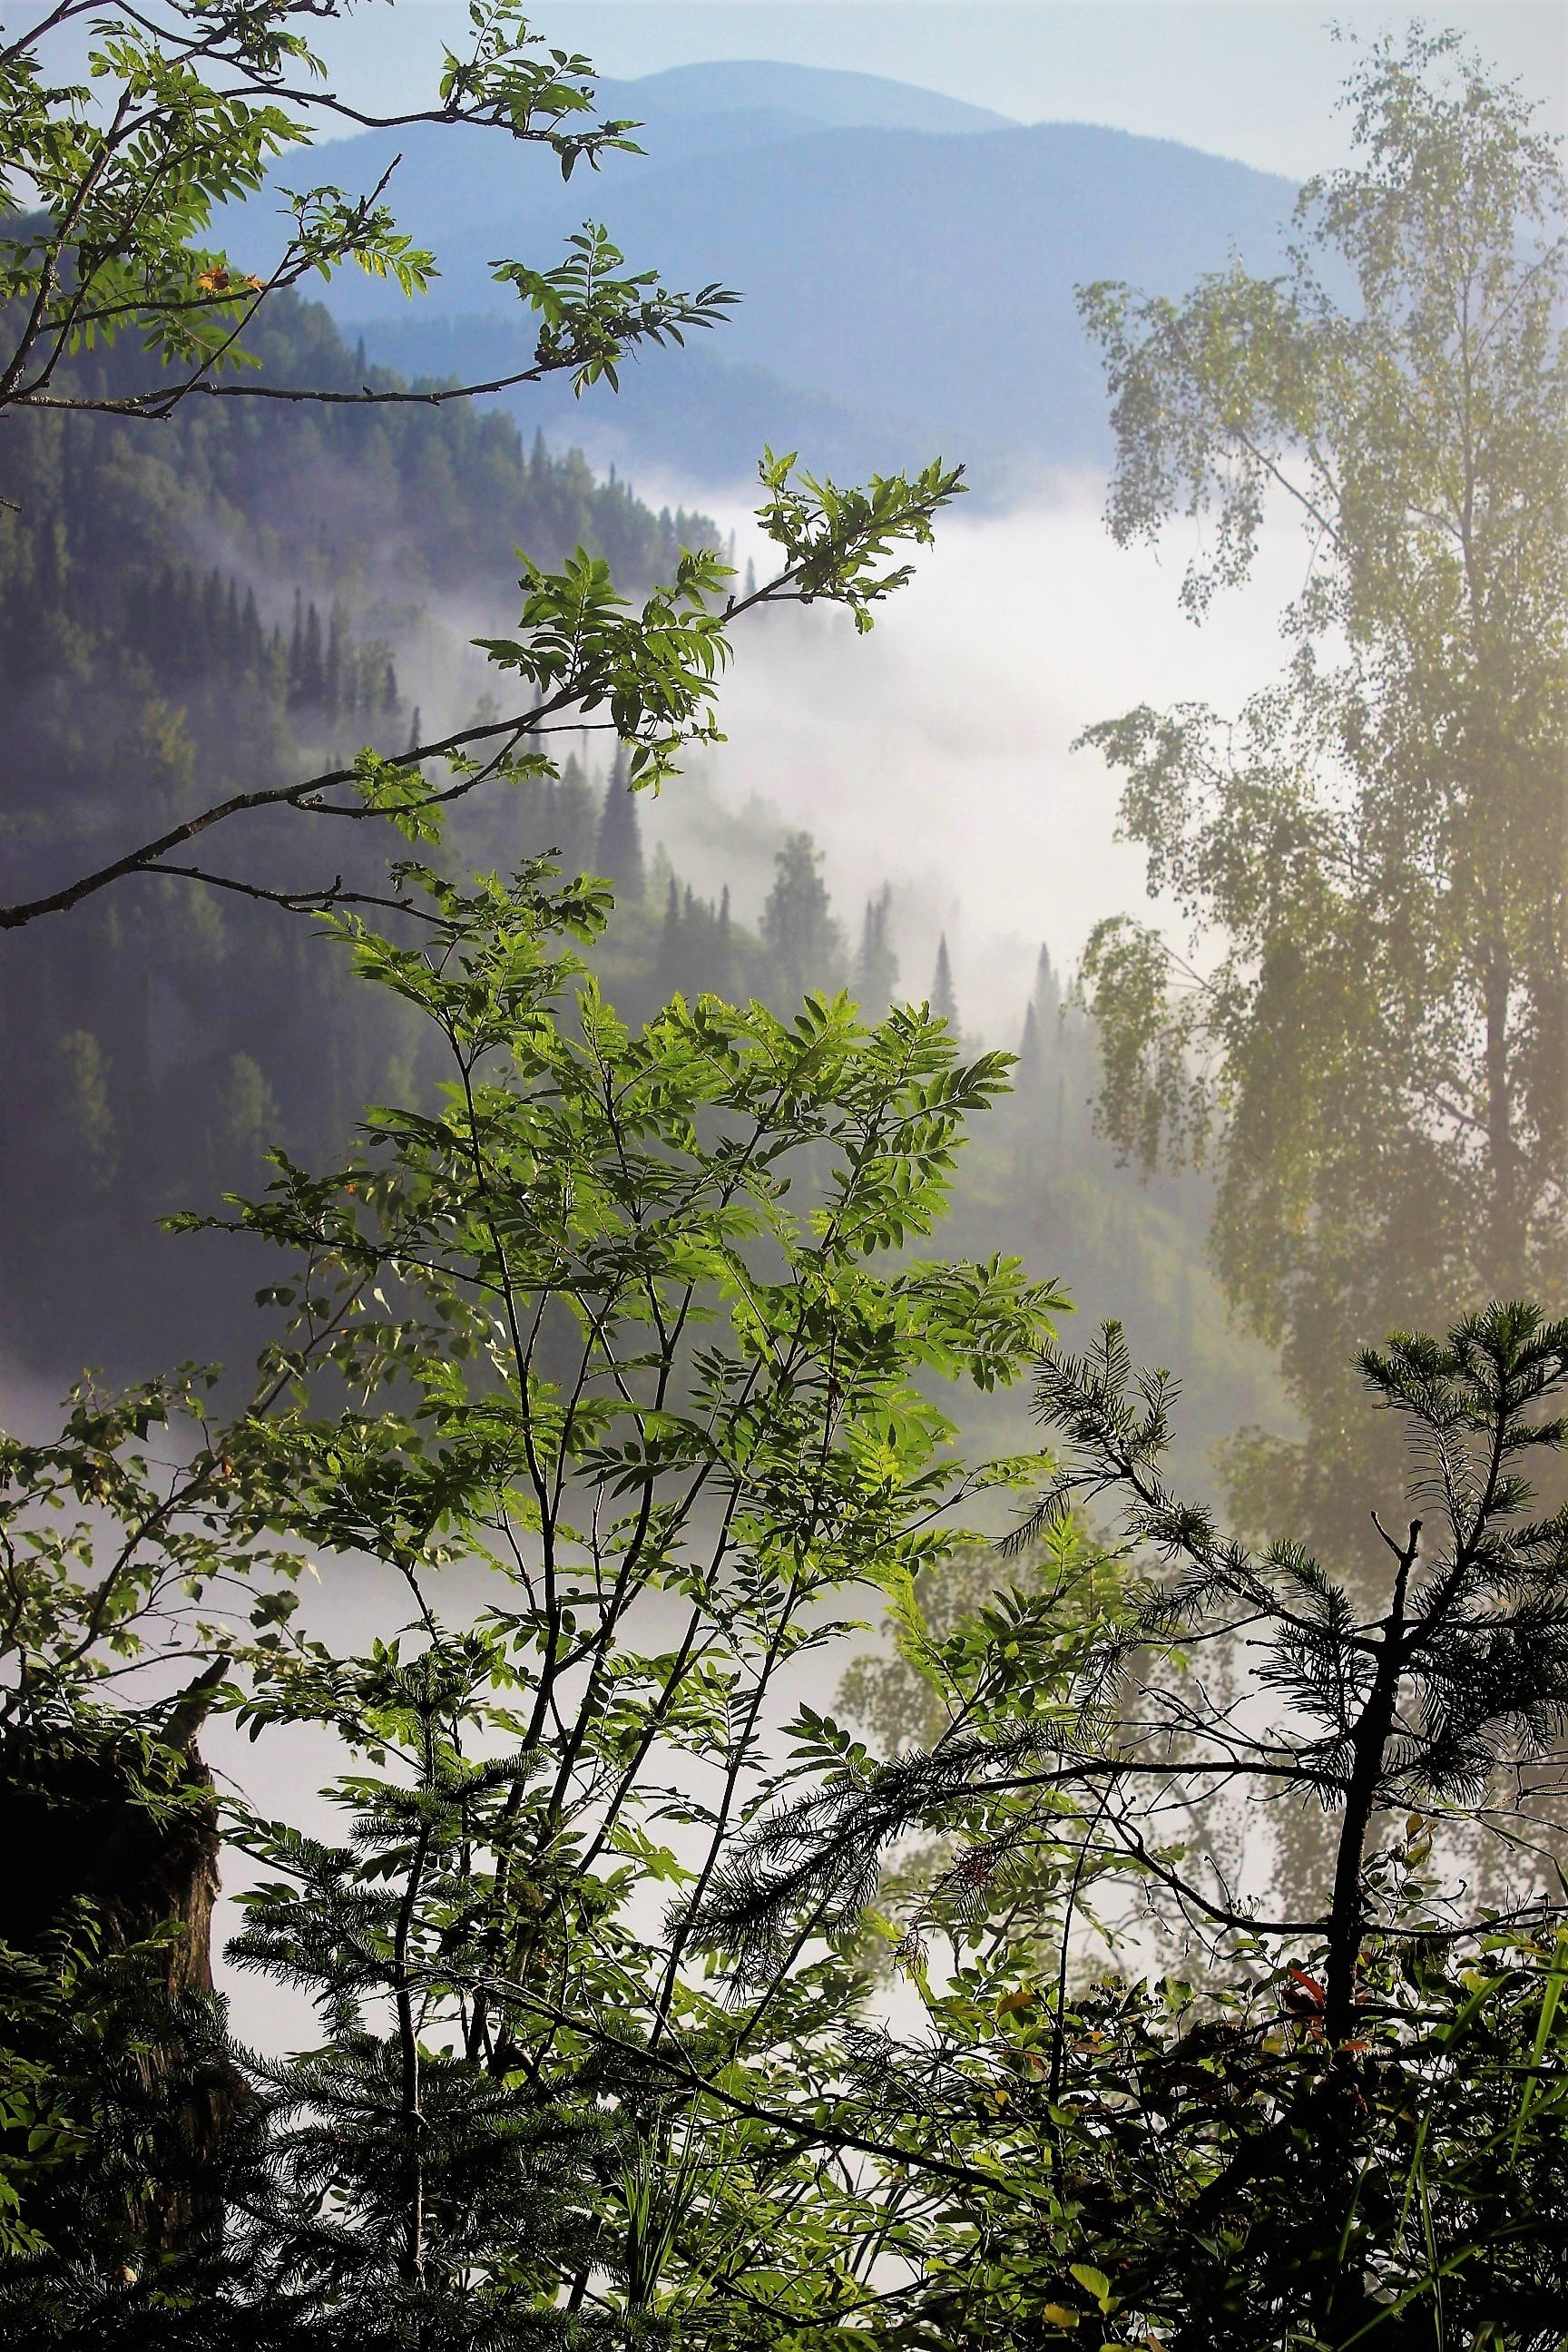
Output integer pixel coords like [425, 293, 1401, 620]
[4, 10, 1566, 2329]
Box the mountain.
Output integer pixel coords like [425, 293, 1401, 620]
[594, 60, 1018, 138]
[227, 62, 1294, 495]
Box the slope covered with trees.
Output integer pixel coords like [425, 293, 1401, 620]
[0, 290, 1262, 1472]
[0, 291, 717, 1372]
[2, 15, 1564, 2349]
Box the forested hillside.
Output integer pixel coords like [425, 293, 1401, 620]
[0, 283, 1268, 1467]
[4, 13, 1566, 2343]
[0, 291, 715, 1374]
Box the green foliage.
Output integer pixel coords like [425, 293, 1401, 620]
[699, 1299, 1568, 2344]
[0, 275, 966, 1382]
[851, 886, 898, 1021]
[473, 542, 734, 790]
[11, 20, 1566, 2337]
[0, 1698, 264, 2327]
[7, 888, 1568, 2347]
[0, 0, 962, 937]
[1, 855, 1058, 2334]
[0, 1368, 299, 1720]
[839, 1528, 1110, 1764]
[0, 0, 727, 429]
[494, 222, 735, 397]
[752, 449, 958, 634]
[227, 1644, 612, 2337]
[471, 452, 961, 795]
[0, 412, 956, 927]
[891, 1936, 1568, 2352]
[0, 1915, 244, 2295]
[1074, 27, 1568, 1563]
[1023, 1302, 1568, 2025]
[836, 1524, 1122, 1985]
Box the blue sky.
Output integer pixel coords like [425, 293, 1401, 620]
[318, 3, 1565, 178]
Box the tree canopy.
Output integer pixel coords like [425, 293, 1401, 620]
[1076, 26, 1568, 1557]
[4, 18, 1567, 2348]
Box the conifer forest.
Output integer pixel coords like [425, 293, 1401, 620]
[0, 5, 1564, 2347]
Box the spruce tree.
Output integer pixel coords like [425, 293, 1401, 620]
[1034, 941, 1061, 1024]
[286, 589, 305, 709]
[593, 743, 646, 906]
[299, 603, 324, 710]
[930, 934, 959, 1033]
[655, 872, 682, 996]
[713, 882, 732, 997]
[852, 883, 899, 1014]
[553, 752, 597, 877]
[1016, 1001, 1041, 1093]
[228, 1648, 609, 2346]
[199, 571, 223, 672]
[760, 832, 845, 1004]
[323, 603, 345, 721]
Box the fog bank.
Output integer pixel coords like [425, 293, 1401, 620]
[643, 476, 1307, 1037]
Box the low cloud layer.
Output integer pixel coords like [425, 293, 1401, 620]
[645, 478, 1305, 1040]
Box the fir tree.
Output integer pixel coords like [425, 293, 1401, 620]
[299, 601, 324, 710]
[713, 882, 732, 997]
[853, 883, 899, 1014]
[594, 743, 646, 906]
[553, 751, 597, 877]
[1016, 1001, 1041, 1093]
[930, 934, 959, 1033]
[656, 873, 681, 996]
[200, 570, 223, 671]
[323, 603, 345, 720]
[761, 832, 845, 1004]
[286, 588, 305, 707]
[228, 1648, 611, 2343]
[1034, 940, 1061, 1024]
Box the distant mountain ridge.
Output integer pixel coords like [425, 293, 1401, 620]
[595, 59, 1019, 136]
[228, 60, 1294, 494]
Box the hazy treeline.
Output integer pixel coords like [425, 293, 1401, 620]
[3, 12, 1564, 2346]
[0, 293, 715, 1376]
[0, 287, 1260, 1465]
